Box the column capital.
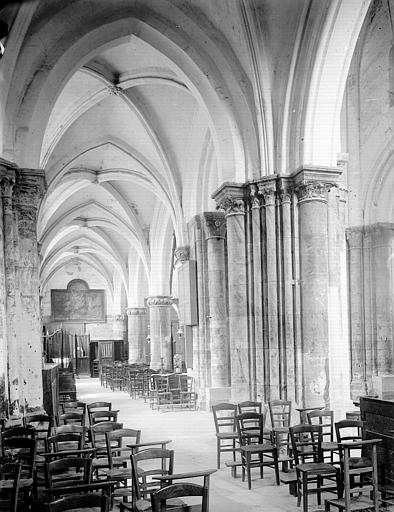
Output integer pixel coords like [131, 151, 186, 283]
[113, 314, 125, 322]
[292, 166, 342, 203]
[248, 184, 261, 208]
[257, 180, 276, 207]
[202, 212, 226, 239]
[174, 246, 190, 264]
[146, 296, 173, 307]
[15, 169, 46, 209]
[278, 177, 292, 204]
[212, 182, 245, 216]
[126, 307, 146, 316]
[346, 226, 364, 248]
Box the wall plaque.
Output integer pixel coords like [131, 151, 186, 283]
[51, 279, 105, 322]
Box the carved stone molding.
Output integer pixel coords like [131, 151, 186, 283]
[202, 212, 226, 239]
[174, 246, 190, 263]
[212, 182, 245, 216]
[113, 314, 125, 322]
[0, 170, 16, 199]
[294, 181, 331, 202]
[292, 166, 342, 203]
[216, 195, 245, 215]
[146, 296, 173, 307]
[126, 307, 146, 316]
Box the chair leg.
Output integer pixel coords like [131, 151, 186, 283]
[217, 439, 220, 469]
[302, 474, 308, 512]
[246, 452, 252, 490]
[274, 450, 280, 485]
[317, 475, 322, 505]
[259, 452, 264, 479]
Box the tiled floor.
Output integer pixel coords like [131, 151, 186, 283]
[76, 375, 326, 511]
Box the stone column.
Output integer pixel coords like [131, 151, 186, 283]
[0, 161, 12, 416]
[146, 296, 173, 371]
[259, 180, 279, 400]
[1, 168, 19, 414]
[112, 314, 125, 340]
[279, 179, 296, 402]
[126, 307, 146, 363]
[202, 212, 230, 404]
[213, 184, 250, 401]
[346, 227, 367, 399]
[14, 169, 46, 411]
[293, 167, 341, 408]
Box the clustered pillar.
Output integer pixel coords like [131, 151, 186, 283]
[209, 167, 346, 409]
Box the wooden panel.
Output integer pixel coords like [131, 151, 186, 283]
[360, 396, 394, 484]
[42, 363, 59, 416]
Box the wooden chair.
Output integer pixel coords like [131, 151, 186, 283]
[87, 402, 112, 424]
[179, 375, 197, 409]
[45, 457, 93, 501]
[119, 448, 183, 512]
[335, 420, 370, 471]
[1, 426, 36, 443]
[268, 399, 292, 466]
[238, 402, 271, 440]
[91, 421, 123, 476]
[325, 438, 381, 512]
[236, 412, 279, 489]
[0, 462, 22, 512]
[149, 469, 216, 512]
[289, 424, 341, 512]
[90, 410, 119, 425]
[23, 413, 53, 453]
[211, 403, 238, 469]
[307, 410, 338, 462]
[103, 428, 141, 503]
[46, 491, 110, 511]
[60, 401, 86, 422]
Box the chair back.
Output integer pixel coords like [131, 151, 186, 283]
[212, 403, 237, 434]
[105, 428, 141, 469]
[150, 482, 208, 512]
[0, 462, 21, 512]
[87, 402, 112, 423]
[45, 432, 85, 453]
[235, 412, 265, 445]
[289, 424, 323, 465]
[47, 492, 110, 512]
[45, 456, 93, 492]
[61, 401, 86, 417]
[238, 401, 263, 415]
[90, 410, 119, 425]
[340, 439, 381, 512]
[268, 400, 291, 429]
[307, 409, 334, 442]
[1, 436, 36, 478]
[131, 448, 174, 504]
[1, 427, 35, 442]
[335, 419, 364, 443]
[57, 412, 84, 426]
[23, 413, 53, 436]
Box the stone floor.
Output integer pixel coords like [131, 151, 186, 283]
[76, 375, 329, 512]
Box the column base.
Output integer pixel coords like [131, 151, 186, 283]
[206, 387, 231, 409]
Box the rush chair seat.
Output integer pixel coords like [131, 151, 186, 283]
[325, 438, 381, 512]
[289, 424, 341, 512]
[46, 491, 111, 512]
[236, 411, 280, 490]
[211, 403, 238, 470]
